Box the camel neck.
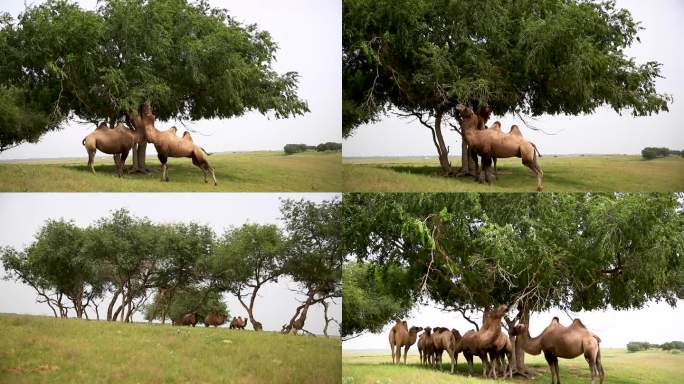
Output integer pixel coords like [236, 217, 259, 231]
[144, 124, 159, 142]
[519, 327, 543, 355]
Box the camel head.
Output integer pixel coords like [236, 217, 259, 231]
[409, 326, 423, 334]
[97, 121, 108, 130]
[455, 104, 473, 117]
[510, 323, 527, 336]
[492, 304, 509, 318]
[423, 326, 432, 335]
[451, 329, 462, 341]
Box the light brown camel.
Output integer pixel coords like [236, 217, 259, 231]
[432, 327, 458, 373]
[82, 122, 136, 177]
[418, 327, 435, 366]
[456, 104, 543, 191]
[487, 332, 513, 379]
[455, 304, 508, 378]
[229, 316, 248, 329]
[136, 104, 217, 185]
[512, 317, 604, 384]
[204, 313, 226, 328]
[388, 320, 423, 364]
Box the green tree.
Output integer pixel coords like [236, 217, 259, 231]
[343, 0, 671, 174]
[343, 192, 684, 372]
[209, 223, 287, 331]
[144, 287, 228, 325]
[0, 0, 308, 167]
[279, 198, 342, 335]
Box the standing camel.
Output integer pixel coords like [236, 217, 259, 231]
[511, 317, 605, 384]
[432, 327, 459, 373]
[134, 103, 217, 185]
[180, 312, 200, 327]
[455, 304, 509, 378]
[456, 104, 543, 191]
[204, 313, 226, 327]
[229, 316, 248, 329]
[388, 320, 423, 364]
[417, 327, 435, 366]
[487, 332, 513, 379]
[82, 122, 137, 177]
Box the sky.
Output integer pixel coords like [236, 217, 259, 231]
[343, 0, 684, 157]
[0, 0, 341, 160]
[0, 193, 341, 335]
[343, 298, 684, 351]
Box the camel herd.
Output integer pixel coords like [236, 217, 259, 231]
[81, 104, 216, 185]
[455, 104, 544, 192]
[175, 312, 249, 330]
[390, 305, 605, 384]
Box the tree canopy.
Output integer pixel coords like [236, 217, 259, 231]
[343, 0, 672, 173]
[0, 0, 308, 151]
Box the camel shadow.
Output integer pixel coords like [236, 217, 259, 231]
[384, 165, 447, 177]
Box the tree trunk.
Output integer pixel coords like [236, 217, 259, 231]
[107, 288, 122, 321]
[513, 307, 530, 374]
[237, 288, 263, 331]
[432, 111, 454, 175]
[322, 300, 331, 337]
[130, 139, 148, 173]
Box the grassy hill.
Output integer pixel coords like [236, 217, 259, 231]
[0, 151, 341, 192]
[0, 313, 340, 384]
[343, 348, 684, 384]
[343, 155, 684, 192]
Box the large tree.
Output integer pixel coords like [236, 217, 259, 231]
[279, 198, 342, 335]
[0, 0, 308, 167]
[343, 0, 671, 174]
[342, 192, 684, 372]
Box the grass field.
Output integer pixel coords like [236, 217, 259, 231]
[0, 151, 341, 192]
[343, 155, 684, 192]
[342, 348, 684, 384]
[0, 313, 340, 384]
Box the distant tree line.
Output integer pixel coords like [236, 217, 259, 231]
[1, 199, 341, 335]
[641, 147, 684, 160]
[284, 142, 342, 154]
[627, 341, 684, 352]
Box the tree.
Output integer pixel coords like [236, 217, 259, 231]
[209, 223, 287, 331]
[144, 287, 227, 325]
[342, 192, 684, 372]
[343, 0, 671, 175]
[0, 0, 308, 168]
[279, 198, 342, 335]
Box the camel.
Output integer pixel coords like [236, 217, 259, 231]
[456, 104, 543, 191]
[388, 320, 422, 364]
[418, 327, 435, 366]
[512, 317, 605, 384]
[204, 313, 226, 328]
[180, 312, 200, 327]
[455, 304, 508, 378]
[136, 104, 217, 185]
[229, 316, 248, 329]
[82, 122, 137, 177]
[487, 332, 513, 379]
[432, 327, 459, 373]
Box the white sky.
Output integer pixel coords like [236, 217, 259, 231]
[343, 299, 684, 350]
[343, 0, 684, 157]
[0, 0, 341, 160]
[0, 193, 341, 335]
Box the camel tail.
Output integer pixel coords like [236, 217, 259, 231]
[593, 334, 602, 343]
[531, 142, 542, 158]
[82, 138, 86, 146]
[201, 147, 212, 156]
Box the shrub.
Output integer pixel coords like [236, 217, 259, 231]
[641, 147, 675, 160]
[660, 341, 684, 350]
[284, 144, 308, 154]
[627, 341, 652, 352]
[316, 142, 342, 152]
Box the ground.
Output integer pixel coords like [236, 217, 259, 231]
[0, 151, 341, 192]
[0, 313, 341, 384]
[342, 348, 684, 384]
[343, 155, 684, 192]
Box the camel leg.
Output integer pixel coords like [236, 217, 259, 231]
[403, 345, 409, 364]
[596, 350, 605, 384]
[493, 157, 498, 174]
[158, 153, 169, 182]
[480, 354, 490, 378]
[119, 150, 129, 178]
[465, 352, 474, 376]
[544, 351, 558, 384]
[87, 150, 96, 174]
[447, 349, 455, 374]
[395, 345, 402, 365]
[390, 343, 395, 364]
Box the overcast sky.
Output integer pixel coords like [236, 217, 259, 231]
[0, 193, 341, 335]
[0, 0, 341, 160]
[344, 0, 684, 157]
[343, 298, 684, 350]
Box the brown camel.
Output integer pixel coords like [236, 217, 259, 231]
[229, 316, 248, 329]
[388, 320, 422, 364]
[180, 312, 200, 327]
[512, 317, 604, 384]
[204, 313, 226, 328]
[456, 104, 543, 191]
[487, 332, 513, 379]
[82, 122, 137, 177]
[417, 327, 435, 366]
[136, 104, 217, 185]
[455, 304, 508, 378]
[432, 327, 458, 373]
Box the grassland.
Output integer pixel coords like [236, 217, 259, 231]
[342, 348, 684, 384]
[0, 313, 340, 384]
[343, 155, 684, 192]
[0, 151, 341, 192]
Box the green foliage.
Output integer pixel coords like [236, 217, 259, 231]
[316, 142, 342, 152]
[343, 0, 671, 137]
[642, 147, 678, 160]
[0, 0, 308, 150]
[627, 341, 654, 352]
[660, 341, 684, 351]
[156, 288, 228, 324]
[284, 143, 313, 154]
[343, 193, 684, 336]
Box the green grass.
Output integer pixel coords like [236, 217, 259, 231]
[343, 155, 684, 192]
[0, 313, 340, 384]
[0, 151, 341, 192]
[342, 348, 684, 384]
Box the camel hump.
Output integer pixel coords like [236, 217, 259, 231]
[509, 125, 523, 136]
[490, 121, 502, 131]
[572, 318, 587, 328]
[552, 316, 560, 323]
[182, 131, 194, 142]
[593, 334, 602, 343]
